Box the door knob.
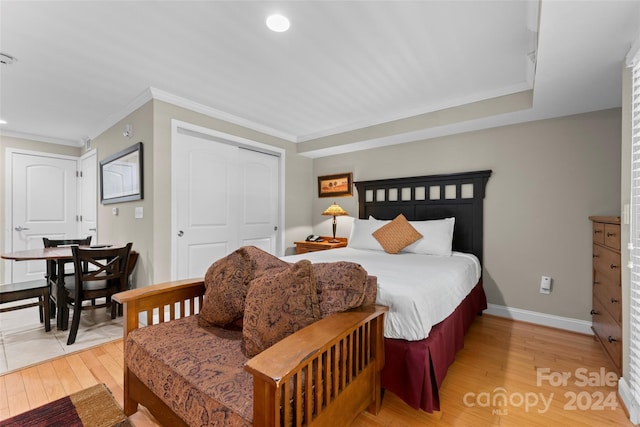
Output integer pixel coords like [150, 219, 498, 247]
[14, 226, 30, 232]
[178, 230, 184, 237]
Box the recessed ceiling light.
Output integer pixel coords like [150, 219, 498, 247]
[266, 14, 290, 32]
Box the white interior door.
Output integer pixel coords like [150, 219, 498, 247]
[173, 129, 281, 280]
[79, 151, 98, 243]
[6, 151, 78, 283]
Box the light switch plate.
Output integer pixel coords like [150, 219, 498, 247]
[540, 276, 552, 294]
[135, 207, 143, 219]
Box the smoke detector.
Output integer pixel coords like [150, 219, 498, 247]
[0, 53, 17, 65]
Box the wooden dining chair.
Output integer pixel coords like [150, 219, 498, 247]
[42, 236, 92, 326]
[65, 243, 132, 345]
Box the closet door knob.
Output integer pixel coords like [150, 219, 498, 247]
[608, 336, 617, 343]
[590, 309, 599, 315]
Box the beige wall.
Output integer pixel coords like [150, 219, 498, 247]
[0, 136, 82, 280]
[90, 102, 154, 289]
[312, 108, 622, 321]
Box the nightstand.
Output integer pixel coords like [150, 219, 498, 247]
[294, 237, 348, 254]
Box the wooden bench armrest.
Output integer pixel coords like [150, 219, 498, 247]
[113, 278, 205, 338]
[246, 305, 388, 426]
[245, 305, 387, 384]
[113, 278, 204, 304]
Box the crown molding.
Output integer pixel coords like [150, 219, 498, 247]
[86, 86, 297, 143]
[87, 88, 154, 140]
[149, 88, 297, 142]
[0, 129, 80, 147]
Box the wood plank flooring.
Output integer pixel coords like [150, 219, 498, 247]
[0, 314, 633, 426]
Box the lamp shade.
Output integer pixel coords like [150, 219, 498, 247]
[322, 203, 348, 216]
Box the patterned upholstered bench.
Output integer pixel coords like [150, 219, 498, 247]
[114, 247, 387, 427]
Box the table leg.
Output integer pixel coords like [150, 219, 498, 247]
[56, 259, 69, 330]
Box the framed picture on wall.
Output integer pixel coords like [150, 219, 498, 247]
[318, 172, 353, 198]
[100, 142, 144, 204]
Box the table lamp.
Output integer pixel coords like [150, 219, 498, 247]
[322, 202, 348, 243]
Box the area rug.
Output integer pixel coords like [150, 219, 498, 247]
[0, 383, 131, 427]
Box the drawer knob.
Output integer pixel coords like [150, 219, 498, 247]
[607, 232, 616, 237]
[593, 281, 600, 285]
[590, 309, 599, 315]
[611, 297, 619, 304]
[610, 264, 618, 270]
[608, 336, 618, 343]
[593, 254, 600, 258]
[594, 230, 603, 234]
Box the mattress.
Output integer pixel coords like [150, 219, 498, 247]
[283, 247, 480, 341]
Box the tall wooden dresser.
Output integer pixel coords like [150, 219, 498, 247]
[589, 216, 622, 375]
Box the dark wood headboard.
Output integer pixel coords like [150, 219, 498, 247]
[354, 170, 492, 264]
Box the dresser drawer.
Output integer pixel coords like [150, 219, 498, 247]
[604, 224, 621, 250]
[593, 245, 621, 283]
[591, 296, 622, 373]
[593, 274, 621, 323]
[593, 222, 605, 245]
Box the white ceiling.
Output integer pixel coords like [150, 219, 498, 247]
[0, 1, 639, 158]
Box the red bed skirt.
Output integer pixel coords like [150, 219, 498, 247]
[381, 280, 487, 413]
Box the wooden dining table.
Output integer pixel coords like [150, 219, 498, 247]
[1, 246, 89, 330]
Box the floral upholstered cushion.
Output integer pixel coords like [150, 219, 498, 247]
[126, 316, 253, 426]
[199, 246, 288, 327]
[312, 261, 373, 317]
[243, 259, 321, 357]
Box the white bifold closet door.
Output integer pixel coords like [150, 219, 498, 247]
[173, 130, 280, 280]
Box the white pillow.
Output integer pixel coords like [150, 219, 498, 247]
[348, 218, 389, 251]
[402, 217, 455, 256]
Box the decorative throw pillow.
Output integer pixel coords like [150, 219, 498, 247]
[402, 217, 455, 256]
[372, 213, 423, 254]
[248, 245, 290, 280]
[199, 246, 289, 327]
[362, 275, 378, 306]
[199, 247, 252, 327]
[243, 259, 320, 357]
[312, 262, 370, 317]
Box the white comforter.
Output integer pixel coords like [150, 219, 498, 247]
[283, 247, 481, 341]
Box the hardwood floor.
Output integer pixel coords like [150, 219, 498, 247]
[0, 314, 633, 426]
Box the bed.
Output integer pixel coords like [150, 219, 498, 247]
[284, 170, 492, 413]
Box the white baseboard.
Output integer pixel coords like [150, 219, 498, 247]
[619, 377, 640, 424]
[484, 303, 593, 335]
